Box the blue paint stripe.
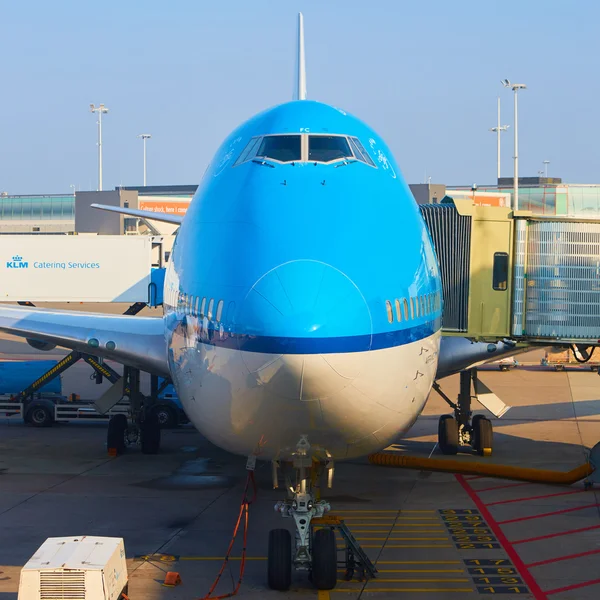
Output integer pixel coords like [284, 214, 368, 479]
[170, 314, 441, 355]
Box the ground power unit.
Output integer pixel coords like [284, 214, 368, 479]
[18, 536, 128, 600]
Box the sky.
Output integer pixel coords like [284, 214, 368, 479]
[1, 0, 599, 194]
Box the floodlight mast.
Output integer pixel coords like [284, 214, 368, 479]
[502, 80, 526, 210]
[137, 134, 152, 186]
[90, 103, 109, 191]
[489, 97, 509, 180]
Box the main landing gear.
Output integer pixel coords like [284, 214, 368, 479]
[434, 369, 493, 456]
[106, 367, 161, 456]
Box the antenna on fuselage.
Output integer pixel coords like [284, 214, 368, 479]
[294, 12, 307, 100]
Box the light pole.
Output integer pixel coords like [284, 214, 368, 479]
[543, 160, 550, 178]
[90, 103, 109, 191]
[489, 97, 509, 181]
[502, 80, 526, 210]
[70, 184, 76, 196]
[137, 134, 152, 186]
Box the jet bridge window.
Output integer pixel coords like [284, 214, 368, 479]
[493, 252, 509, 291]
[308, 135, 353, 163]
[257, 135, 302, 162]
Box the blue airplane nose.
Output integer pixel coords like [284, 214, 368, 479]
[238, 259, 372, 353]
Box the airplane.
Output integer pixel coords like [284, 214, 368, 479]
[0, 13, 522, 592]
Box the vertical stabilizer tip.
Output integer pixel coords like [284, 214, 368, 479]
[294, 12, 307, 100]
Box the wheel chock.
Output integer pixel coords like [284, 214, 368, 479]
[368, 444, 598, 486]
[163, 571, 182, 587]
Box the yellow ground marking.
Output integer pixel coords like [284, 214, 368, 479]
[179, 556, 266, 561]
[317, 591, 329, 600]
[377, 561, 461, 565]
[338, 537, 449, 541]
[341, 517, 437, 520]
[335, 510, 435, 513]
[339, 544, 453, 549]
[337, 578, 470, 583]
[342, 530, 445, 534]
[332, 589, 473, 593]
[338, 569, 465, 574]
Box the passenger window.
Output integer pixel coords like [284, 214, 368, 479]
[385, 300, 393, 323]
[403, 298, 409, 321]
[395, 299, 402, 322]
[493, 252, 509, 291]
[410, 297, 415, 319]
[195, 296, 200, 316]
[308, 135, 352, 162]
[200, 297, 206, 318]
[256, 135, 301, 162]
[207, 299, 214, 320]
[216, 300, 224, 322]
[234, 136, 262, 166]
[349, 137, 376, 167]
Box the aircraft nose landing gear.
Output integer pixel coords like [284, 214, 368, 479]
[268, 436, 337, 591]
[434, 369, 494, 456]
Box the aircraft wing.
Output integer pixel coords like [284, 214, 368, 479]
[90, 203, 184, 225]
[0, 305, 169, 376]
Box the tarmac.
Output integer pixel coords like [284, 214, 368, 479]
[0, 342, 599, 600]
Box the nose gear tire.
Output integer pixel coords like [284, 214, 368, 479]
[141, 412, 161, 454]
[311, 528, 337, 590]
[267, 528, 292, 591]
[107, 414, 127, 455]
[474, 416, 493, 456]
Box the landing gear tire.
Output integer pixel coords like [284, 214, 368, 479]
[140, 411, 161, 454]
[107, 414, 127, 455]
[267, 528, 292, 591]
[151, 404, 176, 429]
[438, 415, 459, 455]
[473, 416, 493, 456]
[311, 528, 337, 590]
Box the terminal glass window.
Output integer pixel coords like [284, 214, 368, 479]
[256, 135, 301, 163]
[308, 135, 352, 163]
[492, 252, 509, 291]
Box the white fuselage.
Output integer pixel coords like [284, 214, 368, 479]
[168, 318, 440, 461]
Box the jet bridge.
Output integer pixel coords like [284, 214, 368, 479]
[420, 199, 600, 348]
[421, 199, 600, 458]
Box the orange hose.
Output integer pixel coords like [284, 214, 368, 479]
[368, 453, 594, 484]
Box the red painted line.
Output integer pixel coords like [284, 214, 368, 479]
[499, 503, 600, 524]
[546, 578, 600, 595]
[527, 548, 600, 568]
[486, 489, 585, 506]
[462, 475, 485, 480]
[456, 474, 547, 600]
[476, 482, 532, 493]
[512, 523, 600, 545]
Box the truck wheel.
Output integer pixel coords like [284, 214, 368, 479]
[151, 404, 176, 429]
[27, 404, 53, 427]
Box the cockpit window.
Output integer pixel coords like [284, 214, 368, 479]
[233, 133, 378, 168]
[308, 135, 352, 163]
[349, 137, 376, 167]
[234, 136, 262, 166]
[256, 135, 301, 162]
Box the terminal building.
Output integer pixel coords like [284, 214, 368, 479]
[3, 177, 600, 237]
[410, 176, 600, 217]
